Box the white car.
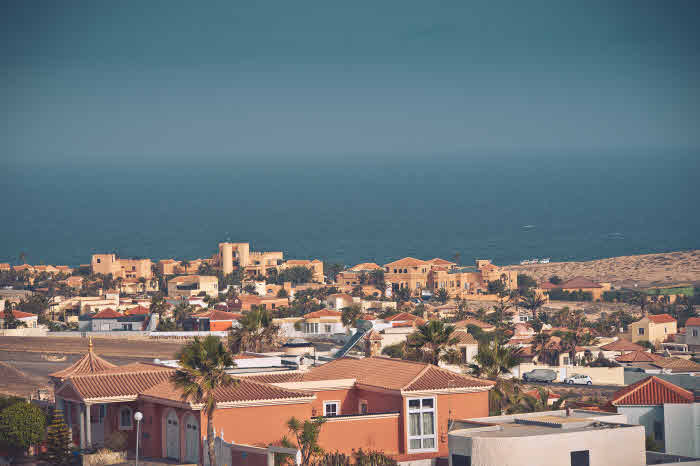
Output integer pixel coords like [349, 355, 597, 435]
[564, 374, 592, 385]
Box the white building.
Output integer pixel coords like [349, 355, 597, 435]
[611, 375, 699, 458]
[449, 409, 645, 466]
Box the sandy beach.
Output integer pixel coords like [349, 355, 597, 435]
[505, 250, 700, 287]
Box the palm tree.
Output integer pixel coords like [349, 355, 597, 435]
[558, 332, 579, 366]
[228, 307, 281, 354]
[521, 293, 546, 321]
[468, 339, 519, 379]
[341, 303, 363, 329]
[407, 320, 458, 365]
[521, 387, 570, 412]
[181, 259, 190, 273]
[171, 336, 236, 466]
[436, 288, 449, 304]
[532, 332, 551, 365]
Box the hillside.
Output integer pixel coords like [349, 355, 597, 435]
[505, 250, 700, 288]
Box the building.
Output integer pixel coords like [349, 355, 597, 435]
[91, 254, 153, 280]
[325, 293, 356, 310]
[276, 309, 346, 338]
[538, 277, 612, 302]
[599, 339, 647, 358]
[611, 376, 699, 458]
[335, 262, 383, 286]
[682, 317, 700, 351]
[78, 308, 148, 332]
[282, 259, 324, 283]
[0, 309, 38, 328]
[229, 294, 288, 312]
[184, 309, 242, 331]
[167, 275, 219, 298]
[630, 314, 678, 345]
[448, 409, 644, 466]
[52, 354, 493, 464]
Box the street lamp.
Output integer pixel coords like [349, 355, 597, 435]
[134, 411, 143, 466]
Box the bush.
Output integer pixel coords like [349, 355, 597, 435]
[82, 449, 126, 466]
[104, 430, 128, 452]
[0, 401, 46, 455]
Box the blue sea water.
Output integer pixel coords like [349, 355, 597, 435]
[2, 150, 699, 268]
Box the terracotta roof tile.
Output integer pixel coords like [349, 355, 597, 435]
[648, 314, 676, 324]
[141, 378, 313, 405]
[611, 376, 694, 406]
[240, 372, 305, 384]
[91, 308, 122, 319]
[10, 310, 37, 319]
[349, 263, 382, 271]
[62, 364, 174, 400]
[384, 257, 429, 268]
[386, 312, 422, 322]
[453, 330, 478, 345]
[303, 309, 342, 319]
[599, 339, 645, 352]
[427, 258, 456, 266]
[615, 351, 665, 363]
[49, 349, 117, 380]
[685, 317, 700, 327]
[124, 305, 150, 316]
[651, 357, 700, 372]
[403, 365, 494, 392]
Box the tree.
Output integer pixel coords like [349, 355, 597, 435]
[3, 301, 20, 329]
[406, 321, 457, 365]
[341, 304, 362, 329]
[468, 340, 519, 379]
[279, 266, 313, 285]
[368, 269, 385, 290]
[324, 263, 344, 283]
[381, 342, 405, 359]
[43, 409, 72, 465]
[549, 276, 562, 285]
[487, 279, 506, 295]
[277, 288, 289, 298]
[520, 293, 546, 320]
[171, 336, 237, 466]
[520, 387, 570, 413]
[435, 288, 449, 304]
[285, 416, 326, 465]
[394, 287, 411, 303]
[150, 292, 168, 316]
[517, 274, 537, 292]
[0, 401, 46, 456]
[228, 307, 281, 353]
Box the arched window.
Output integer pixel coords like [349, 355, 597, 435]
[119, 407, 133, 430]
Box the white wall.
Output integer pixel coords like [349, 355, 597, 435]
[664, 403, 700, 458]
[618, 406, 664, 445]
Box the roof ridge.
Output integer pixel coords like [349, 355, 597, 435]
[403, 363, 431, 389]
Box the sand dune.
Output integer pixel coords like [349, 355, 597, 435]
[505, 250, 700, 287]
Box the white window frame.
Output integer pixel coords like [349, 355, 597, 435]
[119, 407, 133, 430]
[324, 324, 332, 333]
[406, 396, 437, 453]
[323, 401, 340, 417]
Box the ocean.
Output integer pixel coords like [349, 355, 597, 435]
[2, 150, 699, 268]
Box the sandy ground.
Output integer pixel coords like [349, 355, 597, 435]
[505, 250, 700, 287]
[0, 336, 186, 398]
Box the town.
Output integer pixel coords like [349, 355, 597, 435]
[0, 243, 698, 465]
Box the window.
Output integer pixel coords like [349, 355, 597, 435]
[324, 324, 332, 333]
[693, 329, 699, 337]
[359, 400, 368, 414]
[562, 356, 570, 365]
[452, 454, 471, 466]
[96, 258, 101, 263]
[638, 328, 645, 336]
[119, 407, 133, 430]
[323, 401, 339, 417]
[570, 450, 589, 466]
[664, 327, 668, 333]
[654, 421, 664, 441]
[407, 397, 436, 452]
[305, 322, 319, 334]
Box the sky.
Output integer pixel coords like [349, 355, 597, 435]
[2, 1, 699, 164]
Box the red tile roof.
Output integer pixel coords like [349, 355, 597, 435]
[615, 351, 665, 363]
[57, 363, 175, 401]
[648, 314, 676, 324]
[141, 378, 314, 405]
[349, 262, 382, 271]
[91, 308, 123, 319]
[300, 357, 493, 392]
[303, 309, 342, 319]
[192, 310, 242, 321]
[453, 330, 478, 345]
[384, 257, 429, 268]
[386, 312, 422, 322]
[685, 317, 700, 327]
[124, 305, 150, 316]
[49, 348, 117, 380]
[599, 339, 645, 352]
[611, 376, 694, 406]
[10, 310, 37, 319]
[427, 258, 456, 266]
[651, 358, 700, 373]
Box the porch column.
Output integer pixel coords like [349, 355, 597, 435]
[267, 451, 275, 466]
[79, 405, 86, 449]
[85, 403, 92, 448]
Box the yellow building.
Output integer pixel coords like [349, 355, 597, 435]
[630, 314, 678, 345]
[167, 275, 219, 298]
[91, 254, 152, 280]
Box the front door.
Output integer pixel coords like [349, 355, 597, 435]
[184, 414, 200, 463]
[90, 404, 105, 446]
[166, 410, 180, 460]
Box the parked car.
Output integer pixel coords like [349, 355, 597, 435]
[522, 369, 557, 383]
[564, 374, 593, 385]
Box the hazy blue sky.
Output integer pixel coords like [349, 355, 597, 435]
[3, 1, 699, 163]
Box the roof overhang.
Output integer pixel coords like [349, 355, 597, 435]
[272, 379, 356, 392]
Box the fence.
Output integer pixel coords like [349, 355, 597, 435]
[202, 434, 301, 466]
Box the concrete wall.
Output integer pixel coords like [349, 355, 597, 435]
[449, 425, 646, 466]
[618, 406, 665, 445]
[514, 363, 625, 385]
[664, 403, 700, 458]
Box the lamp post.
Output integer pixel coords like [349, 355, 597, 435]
[134, 411, 143, 466]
